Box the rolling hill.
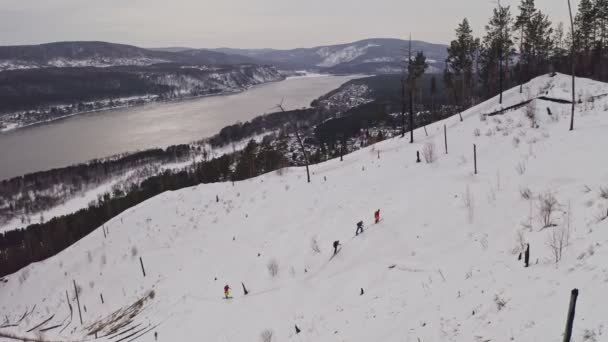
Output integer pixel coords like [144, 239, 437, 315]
[0, 41, 260, 71]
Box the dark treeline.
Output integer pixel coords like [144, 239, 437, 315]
[444, 0, 608, 109]
[316, 74, 454, 145]
[0, 144, 193, 226]
[208, 108, 317, 147]
[0, 137, 288, 277]
[0, 66, 167, 113]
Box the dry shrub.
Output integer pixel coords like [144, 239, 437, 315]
[520, 187, 533, 200]
[599, 186, 608, 200]
[538, 192, 559, 227]
[547, 225, 569, 263]
[260, 329, 274, 342]
[422, 142, 436, 163]
[515, 161, 527, 175]
[267, 258, 279, 277]
[310, 237, 321, 254]
[525, 102, 538, 128]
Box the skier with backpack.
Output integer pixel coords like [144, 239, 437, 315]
[355, 221, 364, 235]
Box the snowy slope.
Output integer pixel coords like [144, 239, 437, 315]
[2, 74, 608, 342]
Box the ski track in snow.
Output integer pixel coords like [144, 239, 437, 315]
[1, 74, 608, 341]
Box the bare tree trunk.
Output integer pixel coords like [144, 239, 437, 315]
[276, 102, 311, 183]
[294, 125, 311, 183]
[401, 77, 407, 138]
[519, 29, 524, 94]
[568, 0, 576, 131]
[499, 52, 504, 105]
[408, 36, 414, 144]
[73, 280, 83, 325]
[139, 257, 146, 277]
[473, 144, 478, 175]
[444, 125, 448, 154]
[409, 85, 414, 144]
[461, 73, 467, 117]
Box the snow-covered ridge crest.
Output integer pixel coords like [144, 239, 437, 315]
[0, 57, 171, 71]
[2, 74, 608, 342]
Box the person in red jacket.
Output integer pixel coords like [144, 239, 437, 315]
[224, 285, 231, 299]
[374, 209, 380, 224]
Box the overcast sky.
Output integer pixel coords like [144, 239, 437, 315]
[0, 0, 572, 49]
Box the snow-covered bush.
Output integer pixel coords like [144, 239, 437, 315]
[599, 186, 608, 200]
[494, 294, 507, 311]
[525, 102, 537, 128]
[260, 329, 274, 342]
[310, 237, 321, 254]
[422, 142, 436, 164]
[267, 258, 279, 277]
[473, 128, 481, 137]
[18, 268, 30, 285]
[131, 246, 139, 258]
[512, 136, 521, 148]
[582, 329, 598, 342]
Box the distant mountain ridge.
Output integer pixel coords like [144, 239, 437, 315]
[0, 39, 448, 74]
[0, 41, 260, 71]
[213, 38, 448, 73]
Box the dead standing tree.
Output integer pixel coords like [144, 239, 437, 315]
[567, 0, 576, 131]
[276, 101, 311, 183]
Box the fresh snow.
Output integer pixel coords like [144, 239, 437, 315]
[2, 74, 608, 342]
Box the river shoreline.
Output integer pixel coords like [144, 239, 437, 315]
[0, 74, 360, 180]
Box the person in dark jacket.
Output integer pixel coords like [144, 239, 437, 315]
[355, 221, 364, 235]
[333, 240, 340, 255]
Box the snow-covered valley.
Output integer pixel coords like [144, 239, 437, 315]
[1, 74, 608, 342]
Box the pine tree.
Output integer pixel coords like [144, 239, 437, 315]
[575, 0, 596, 53]
[596, 0, 608, 53]
[430, 75, 437, 119]
[407, 50, 429, 143]
[446, 18, 480, 111]
[514, 0, 537, 90]
[480, 3, 515, 103]
[553, 22, 567, 58]
[528, 11, 554, 74]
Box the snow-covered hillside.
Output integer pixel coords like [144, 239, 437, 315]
[315, 44, 379, 67]
[2, 74, 608, 342]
